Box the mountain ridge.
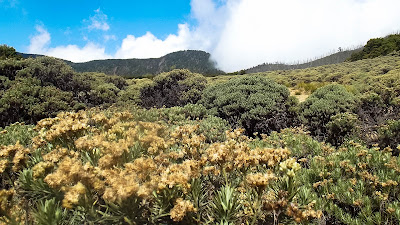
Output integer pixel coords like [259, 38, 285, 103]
[245, 47, 363, 73]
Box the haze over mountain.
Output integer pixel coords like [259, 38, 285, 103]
[245, 48, 362, 73]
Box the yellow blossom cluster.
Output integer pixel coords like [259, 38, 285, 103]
[279, 158, 301, 177]
[16, 109, 324, 224]
[102, 157, 158, 201]
[62, 182, 87, 208]
[246, 172, 276, 188]
[170, 198, 197, 222]
[286, 202, 323, 223]
[0, 188, 25, 225]
[34, 111, 89, 145]
[0, 189, 14, 212]
[204, 130, 290, 173]
[0, 141, 30, 173]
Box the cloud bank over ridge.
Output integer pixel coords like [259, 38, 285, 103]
[28, 0, 400, 72]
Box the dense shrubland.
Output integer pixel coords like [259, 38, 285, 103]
[0, 42, 400, 224]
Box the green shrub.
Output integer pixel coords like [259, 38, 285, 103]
[299, 84, 358, 139]
[0, 45, 22, 60]
[89, 83, 120, 105]
[117, 78, 153, 105]
[301, 142, 400, 224]
[182, 103, 208, 120]
[0, 78, 73, 126]
[201, 75, 298, 136]
[197, 116, 229, 143]
[348, 34, 400, 61]
[0, 123, 36, 146]
[326, 112, 360, 146]
[378, 119, 400, 151]
[140, 69, 207, 108]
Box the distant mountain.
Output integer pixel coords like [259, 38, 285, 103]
[245, 48, 362, 74]
[18, 50, 224, 77]
[67, 50, 224, 77]
[17, 52, 45, 59]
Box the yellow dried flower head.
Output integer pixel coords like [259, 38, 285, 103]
[102, 169, 141, 202]
[381, 179, 398, 187]
[0, 141, 31, 172]
[170, 198, 196, 222]
[279, 158, 301, 177]
[246, 172, 276, 188]
[159, 160, 200, 191]
[0, 189, 14, 212]
[32, 161, 54, 178]
[62, 182, 86, 209]
[0, 159, 8, 173]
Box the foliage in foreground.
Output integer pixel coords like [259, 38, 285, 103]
[0, 110, 323, 225]
[0, 109, 399, 224]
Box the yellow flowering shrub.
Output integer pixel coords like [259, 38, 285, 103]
[0, 109, 325, 224]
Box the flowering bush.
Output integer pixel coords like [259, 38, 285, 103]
[0, 110, 323, 224]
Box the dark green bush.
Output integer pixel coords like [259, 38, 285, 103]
[348, 34, 400, 61]
[17, 57, 79, 93]
[0, 45, 22, 60]
[0, 78, 73, 126]
[89, 83, 120, 105]
[326, 112, 360, 146]
[201, 75, 298, 136]
[299, 84, 358, 139]
[140, 69, 207, 108]
[356, 92, 400, 146]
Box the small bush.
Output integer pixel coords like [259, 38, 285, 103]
[326, 112, 360, 146]
[299, 84, 358, 139]
[140, 69, 207, 108]
[0, 123, 36, 146]
[378, 119, 400, 151]
[201, 76, 298, 136]
[197, 116, 229, 143]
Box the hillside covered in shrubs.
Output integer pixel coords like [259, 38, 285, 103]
[67, 50, 224, 78]
[0, 41, 400, 225]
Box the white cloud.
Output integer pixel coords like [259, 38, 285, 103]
[28, 25, 50, 54]
[115, 24, 191, 59]
[26, 1, 400, 70]
[87, 8, 110, 31]
[28, 26, 111, 62]
[205, 0, 400, 71]
[104, 34, 117, 42]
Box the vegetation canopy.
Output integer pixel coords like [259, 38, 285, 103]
[201, 76, 298, 136]
[1, 36, 400, 225]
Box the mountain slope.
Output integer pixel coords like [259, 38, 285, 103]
[245, 48, 362, 73]
[67, 50, 224, 77]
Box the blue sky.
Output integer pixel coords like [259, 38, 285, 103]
[1, 0, 400, 71]
[0, 0, 192, 55]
